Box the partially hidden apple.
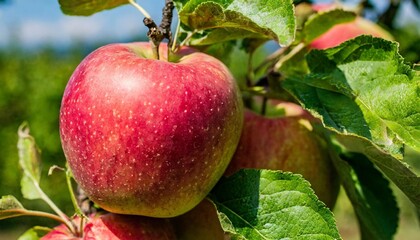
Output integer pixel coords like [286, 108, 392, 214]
[310, 4, 393, 49]
[225, 103, 339, 208]
[59, 42, 243, 217]
[41, 213, 176, 240]
[172, 198, 225, 240]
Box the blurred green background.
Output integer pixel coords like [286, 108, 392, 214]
[1, 0, 420, 239]
[0, 45, 87, 232]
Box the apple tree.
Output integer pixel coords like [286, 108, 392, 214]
[1, 0, 419, 239]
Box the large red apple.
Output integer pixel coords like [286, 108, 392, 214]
[41, 213, 176, 239]
[310, 4, 393, 49]
[225, 103, 339, 208]
[59, 42, 243, 217]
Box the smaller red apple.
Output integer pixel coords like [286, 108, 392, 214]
[309, 4, 393, 49]
[226, 102, 340, 208]
[41, 219, 80, 240]
[41, 213, 176, 240]
[172, 198, 225, 240]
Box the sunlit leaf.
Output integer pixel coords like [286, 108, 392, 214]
[58, 0, 128, 16]
[175, 0, 295, 46]
[210, 169, 342, 239]
[283, 36, 420, 156]
[0, 195, 27, 220]
[18, 226, 51, 240]
[17, 122, 42, 200]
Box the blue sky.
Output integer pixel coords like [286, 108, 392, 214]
[0, 0, 165, 48]
[1, 0, 419, 49]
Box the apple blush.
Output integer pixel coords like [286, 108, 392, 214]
[41, 213, 177, 240]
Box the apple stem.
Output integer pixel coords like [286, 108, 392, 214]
[143, 18, 163, 59]
[78, 216, 85, 238]
[66, 165, 88, 220]
[143, 0, 175, 60]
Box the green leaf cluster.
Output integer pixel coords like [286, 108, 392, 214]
[285, 36, 419, 155]
[281, 35, 419, 240]
[59, 0, 296, 47]
[176, 0, 295, 46]
[1, 124, 79, 239]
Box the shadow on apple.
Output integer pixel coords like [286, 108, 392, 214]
[226, 101, 340, 209]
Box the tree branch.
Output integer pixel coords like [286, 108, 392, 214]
[143, 0, 175, 60]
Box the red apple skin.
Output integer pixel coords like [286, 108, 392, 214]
[41, 221, 79, 240]
[310, 18, 393, 50]
[310, 4, 393, 50]
[225, 107, 339, 208]
[83, 214, 176, 240]
[41, 213, 176, 240]
[59, 43, 243, 217]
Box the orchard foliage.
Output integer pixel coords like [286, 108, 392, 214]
[0, 47, 85, 220]
[1, 0, 420, 239]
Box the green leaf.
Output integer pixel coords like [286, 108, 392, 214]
[302, 9, 356, 43]
[17, 123, 42, 200]
[336, 135, 420, 211]
[20, 176, 41, 200]
[210, 169, 342, 240]
[15, 124, 71, 226]
[283, 36, 420, 156]
[329, 144, 399, 240]
[58, 0, 128, 16]
[18, 226, 51, 240]
[175, 0, 296, 46]
[0, 195, 27, 220]
[189, 28, 265, 46]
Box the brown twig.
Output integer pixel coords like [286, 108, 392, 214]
[160, 0, 175, 47]
[143, 17, 163, 59]
[143, 0, 175, 60]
